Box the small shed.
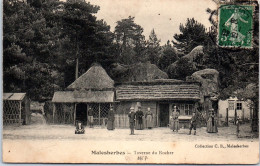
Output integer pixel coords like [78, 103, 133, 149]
[3, 93, 31, 125]
[52, 63, 114, 126]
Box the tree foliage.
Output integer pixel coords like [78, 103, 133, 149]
[158, 41, 179, 72]
[146, 29, 161, 64]
[3, 0, 115, 100]
[173, 18, 208, 54]
[114, 16, 146, 64]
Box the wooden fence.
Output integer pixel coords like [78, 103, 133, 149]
[114, 114, 153, 128]
[114, 114, 129, 128]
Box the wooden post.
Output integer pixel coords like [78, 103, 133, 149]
[74, 103, 77, 126]
[98, 103, 101, 125]
[234, 108, 237, 125]
[87, 104, 89, 126]
[19, 101, 22, 126]
[226, 108, 229, 126]
[156, 102, 159, 127]
[53, 104, 56, 124]
[63, 105, 66, 124]
[242, 108, 245, 122]
[169, 103, 172, 126]
[250, 107, 252, 120]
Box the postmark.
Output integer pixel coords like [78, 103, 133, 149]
[218, 4, 254, 48]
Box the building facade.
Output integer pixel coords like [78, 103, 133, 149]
[51, 64, 204, 128]
[218, 96, 252, 122]
[115, 81, 201, 128]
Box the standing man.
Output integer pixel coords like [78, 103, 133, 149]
[107, 106, 115, 130]
[88, 107, 94, 128]
[136, 106, 144, 130]
[128, 107, 136, 135]
[189, 110, 198, 135]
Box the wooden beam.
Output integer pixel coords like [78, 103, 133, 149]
[53, 104, 56, 124]
[19, 101, 22, 126]
[74, 103, 77, 125]
[156, 102, 159, 127]
[63, 105, 65, 124]
[98, 103, 101, 125]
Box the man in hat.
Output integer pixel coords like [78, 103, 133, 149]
[88, 107, 94, 128]
[128, 107, 136, 135]
[107, 106, 115, 130]
[189, 110, 198, 135]
[136, 106, 144, 130]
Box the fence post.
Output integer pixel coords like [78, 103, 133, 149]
[74, 103, 76, 125]
[226, 108, 229, 126]
[98, 104, 101, 125]
[242, 108, 245, 122]
[234, 108, 237, 125]
[19, 101, 22, 126]
[53, 104, 56, 124]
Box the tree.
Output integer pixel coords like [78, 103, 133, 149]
[57, 0, 116, 86]
[173, 18, 208, 54]
[3, 0, 58, 100]
[3, 0, 116, 100]
[114, 16, 146, 64]
[146, 29, 161, 64]
[158, 41, 179, 71]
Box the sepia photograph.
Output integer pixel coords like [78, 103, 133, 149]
[2, 0, 259, 164]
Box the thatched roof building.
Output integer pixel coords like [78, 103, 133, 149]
[51, 64, 115, 125]
[52, 63, 115, 103]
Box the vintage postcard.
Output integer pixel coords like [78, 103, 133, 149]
[2, 0, 259, 164]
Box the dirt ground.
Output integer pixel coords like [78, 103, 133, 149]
[2, 123, 258, 142]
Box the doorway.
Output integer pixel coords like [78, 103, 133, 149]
[159, 103, 169, 127]
[76, 103, 88, 125]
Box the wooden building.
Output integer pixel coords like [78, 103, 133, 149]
[52, 64, 114, 125]
[115, 80, 201, 128]
[3, 93, 31, 125]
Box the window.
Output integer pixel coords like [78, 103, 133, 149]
[185, 104, 193, 115]
[173, 103, 194, 115]
[228, 101, 234, 110]
[236, 103, 242, 110]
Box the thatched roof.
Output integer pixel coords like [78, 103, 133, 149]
[116, 82, 200, 101]
[52, 90, 114, 103]
[67, 64, 114, 90]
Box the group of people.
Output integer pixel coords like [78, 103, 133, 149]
[85, 105, 218, 135]
[171, 106, 218, 135]
[128, 106, 154, 135]
[171, 106, 198, 135]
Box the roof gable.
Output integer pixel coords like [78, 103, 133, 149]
[67, 64, 114, 90]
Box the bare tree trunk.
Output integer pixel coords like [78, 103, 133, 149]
[75, 34, 79, 80]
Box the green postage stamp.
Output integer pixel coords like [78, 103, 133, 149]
[218, 4, 254, 48]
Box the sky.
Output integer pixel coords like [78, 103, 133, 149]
[88, 0, 217, 45]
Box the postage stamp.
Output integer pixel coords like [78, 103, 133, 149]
[218, 4, 254, 48]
